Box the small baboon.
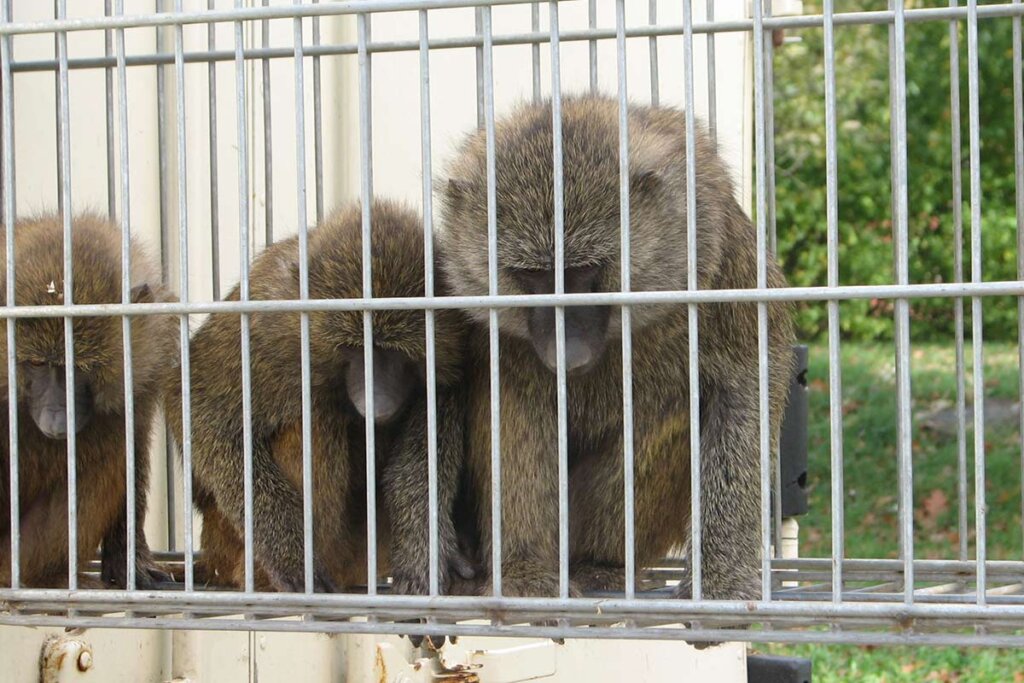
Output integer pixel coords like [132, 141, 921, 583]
[439, 95, 795, 601]
[165, 200, 471, 595]
[0, 213, 176, 588]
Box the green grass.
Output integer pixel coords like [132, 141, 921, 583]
[761, 342, 1024, 681]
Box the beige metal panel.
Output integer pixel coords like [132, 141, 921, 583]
[0, 626, 169, 683]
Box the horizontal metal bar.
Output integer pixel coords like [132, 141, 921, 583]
[0, 0, 560, 36]
[2, 613, 1023, 647]
[1, 280, 1023, 319]
[5, 588, 1024, 622]
[9, 3, 1024, 73]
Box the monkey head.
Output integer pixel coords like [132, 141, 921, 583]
[299, 201, 465, 425]
[0, 214, 169, 439]
[439, 96, 726, 376]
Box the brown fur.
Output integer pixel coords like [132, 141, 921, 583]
[439, 96, 795, 600]
[0, 213, 177, 588]
[165, 200, 468, 593]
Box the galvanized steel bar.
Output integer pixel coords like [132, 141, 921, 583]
[311, 0, 324, 224]
[1, 0, 18, 590]
[55, 0, 78, 591]
[1013, 0, 1024, 562]
[548, 0, 570, 602]
[889, 0, 915, 604]
[261, 0, 274, 245]
[173, 0, 195, 593]
[292, 0, 315, 596]
[530, 3, 540, 101]
[966, 0, 987, 602]
[234, 0, 256, 595]
[949, 0, 968, 565]
[648, 0, 658, 105]
[115, 0, 138, 592]
[104, 0, 116, 220]
[752, 0, 773, 602]
[207, 0, 221, 300]
[823, 0, 844, 605]
[6, 280, 1024, 320]
[588, 0, 597, 92]
[615, 0, 636, 601]
[705, 0, 716, 143]
[6, 4, 1024, 44]
[683, 0, 702, 602]
[418, 7, 441, 597]
[357, 10, 379, 596]
[481, 3, 502, 597]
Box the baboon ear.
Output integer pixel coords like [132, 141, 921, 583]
[629, 169, 661, 197]
[130, 283, 153, 304]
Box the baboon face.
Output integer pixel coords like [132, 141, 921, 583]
[20, 360, 94, 439]
[440, 97, 690, 376]
[512, 265, 609, 374]
[340, 345, 421, 425]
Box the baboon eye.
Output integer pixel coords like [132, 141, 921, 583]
[27, 359, 45, 367]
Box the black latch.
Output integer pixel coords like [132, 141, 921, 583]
[779, 345, 809, 517]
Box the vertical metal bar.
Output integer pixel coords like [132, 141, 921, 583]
[114, 0, 138, 592]
[752, 0, 773, 602]
[965, 0, 986, 603]
[104, 0, 116, 220]
[2, 0, 19, 590]
[683, 0, 702, 602]
[548, 0, 569, 601]
[207, 0, 221, 301]
[648, 0, 658, 106]
[156, 0, 177, 552]
[173, 0, 194, 593]
[587, 0, 597, 93]
[949, 0, 968, 565]
[763, 0, 778, 259]
[889, 0, 915, 604]
[312, 0, 324, 224]
[474, 8, 484, 128]
[481, 4, 502, 598]
[261, 0, 274, 245]
[234, 0, 255, 594]
[615, 0, 636, 601]
[530, 3, 540, 102]
[55, 0, 78, 591]
[1012, 0, 1024, 562]
[705, 0, 716, 145]
[356, 11, 378, 595]
[53, 1, 63, 219]
[823, 0, 844, 604]
[418, 7, 440, 596]
[292, 1, 315, 595]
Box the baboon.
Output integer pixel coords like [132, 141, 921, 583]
[165, 200, 471, 595]
[439, 95, 795, 601]
[0, 213, 176, 589]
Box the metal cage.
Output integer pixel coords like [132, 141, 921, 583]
[0, 0, 1022, 650]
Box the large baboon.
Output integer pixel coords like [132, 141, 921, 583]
[165, 200, 471, 595]
[439, 96, 795, 601]
[0, 213, 176, 588]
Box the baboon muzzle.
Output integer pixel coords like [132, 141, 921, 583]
[344, 348, 416, 424]
[528, 305, 610, 375]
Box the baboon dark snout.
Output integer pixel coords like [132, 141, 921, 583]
[26, 365, 93, 440]
[529, 305, 609, 375]
[345, 348, 416, 424]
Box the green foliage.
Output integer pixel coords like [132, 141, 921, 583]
[772, 0, 1022, 341]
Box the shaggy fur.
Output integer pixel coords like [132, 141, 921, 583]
[439, 95, 795, 600]
[0, 212, 177, 588]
